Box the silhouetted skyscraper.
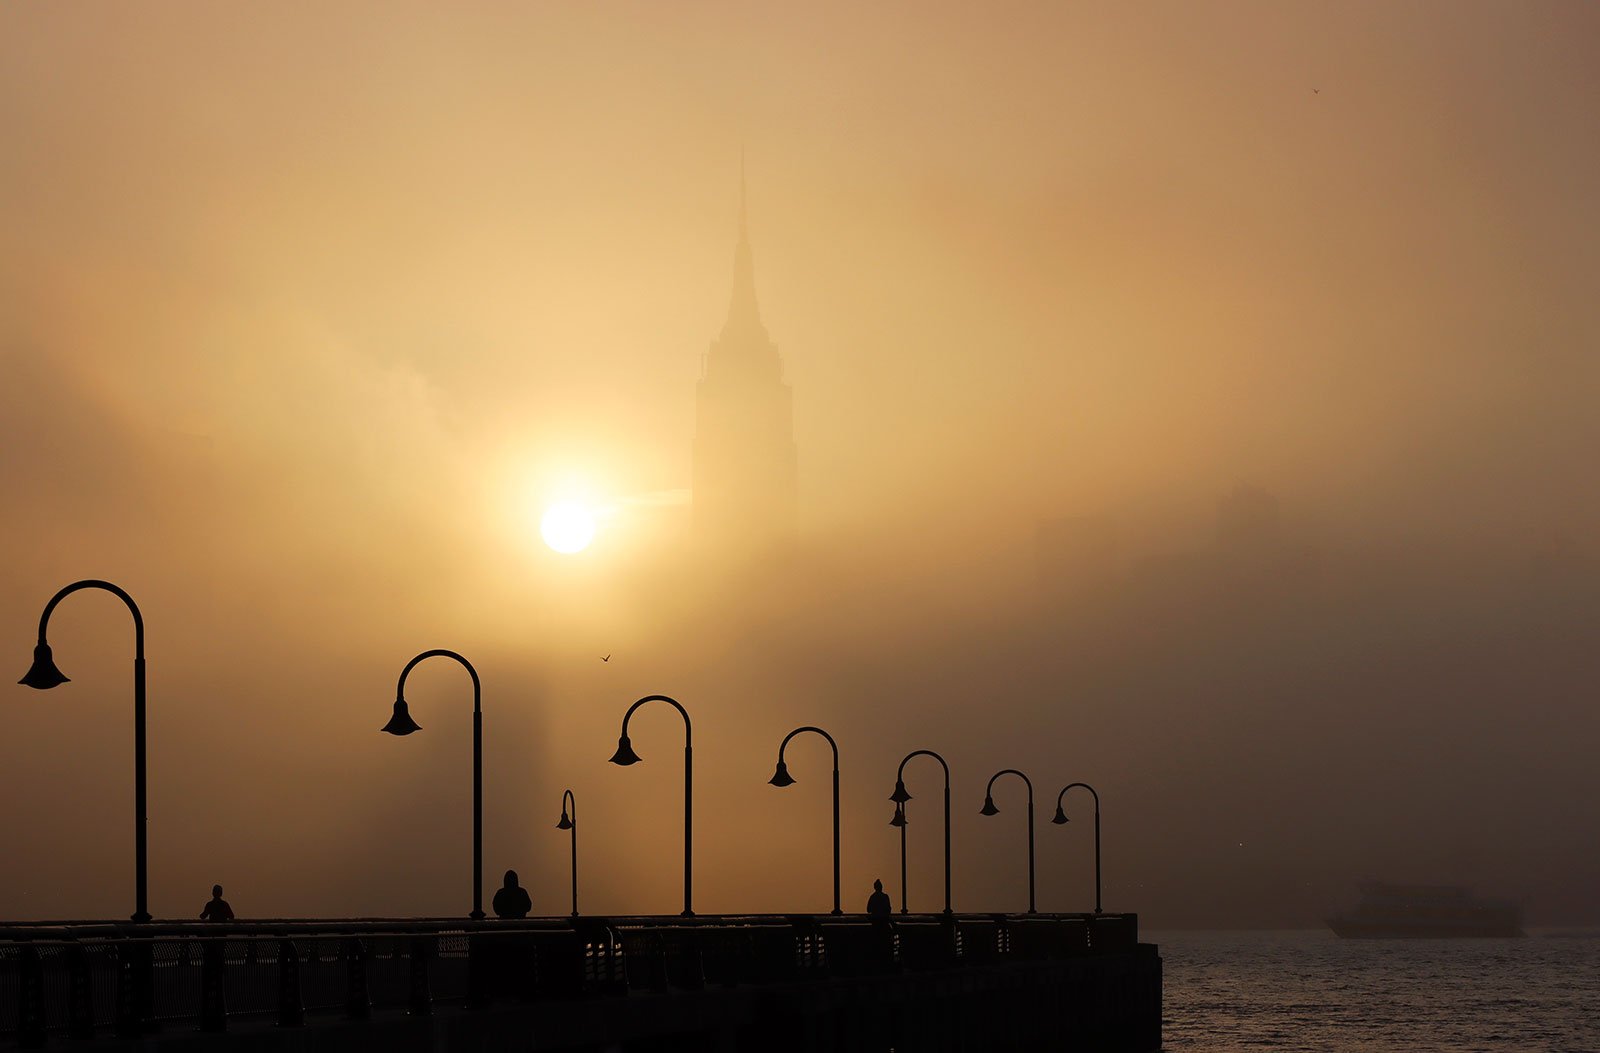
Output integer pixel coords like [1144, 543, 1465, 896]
[692, 169, 797, 551]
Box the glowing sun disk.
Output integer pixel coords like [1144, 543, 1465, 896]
[540, 501, 597, 553]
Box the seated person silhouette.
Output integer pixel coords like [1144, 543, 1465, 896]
[493, 869, 532, 919]
[200, 884, 234, 922]
[866, 878, 892, 917]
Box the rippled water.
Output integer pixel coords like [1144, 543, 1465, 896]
[1155, 929, 1600, 1051]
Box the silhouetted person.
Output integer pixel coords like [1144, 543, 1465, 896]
[867, 878, 891, 917]
[493, 869, 532, 919]
[200, 884, 234, 922]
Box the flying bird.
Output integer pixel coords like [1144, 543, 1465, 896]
[1312, 88, 1320, 94]
[601, 654, 611, 663]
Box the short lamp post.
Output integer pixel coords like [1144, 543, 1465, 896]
[768, 726, 842, 915]
[889, 749, 952, 915]
[979, 769, 1036, 913]
[609, 695, 694, 917]
[19, 579, 153, 923]
[381, 649, 486, 920]
[1052, 782, 1102, 914]
[555, 790, 579, 917]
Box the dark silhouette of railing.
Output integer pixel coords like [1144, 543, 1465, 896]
[0, 912, 1154, 1049]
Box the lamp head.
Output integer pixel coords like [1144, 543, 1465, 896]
[19, 642, 69, 690]
[889, 805, 907, 828]
[381, 698, 422, 735]
[979, 795, 999, 817]
[889, 779, 911, 804]
[769, 760, 796, 787]
[1051, 804, 1069, 825]
[609, 734, 641, 766]
[556, 810, 573, 831]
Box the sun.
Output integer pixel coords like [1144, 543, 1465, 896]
[540, 500, 597, 554]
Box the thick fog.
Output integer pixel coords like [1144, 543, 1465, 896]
[2, 1, 1597, 927]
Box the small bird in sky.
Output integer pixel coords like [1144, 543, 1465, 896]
[601, 654, 611, 663]
[1312, 88, 1320, 94]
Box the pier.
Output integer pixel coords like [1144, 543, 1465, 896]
[1, 913, 1159, 1051]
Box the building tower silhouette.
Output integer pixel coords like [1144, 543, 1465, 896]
[692, 167, 797, 551]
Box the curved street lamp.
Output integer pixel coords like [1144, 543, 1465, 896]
[381, 649, 486, 920]
[1052, 782, 1103, 914]
[979, 768, 1036, 913]
[19, 579, 153, 922]
[609, 695, 694, 917]
[889, 749, 952, 915]
[555, 790, 579, 917]
[768, 726, 841, 915]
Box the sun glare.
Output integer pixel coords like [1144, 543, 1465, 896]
[540, 500, 598, 554]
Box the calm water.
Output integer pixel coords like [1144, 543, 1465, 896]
[1155, 929, 1600, 1051]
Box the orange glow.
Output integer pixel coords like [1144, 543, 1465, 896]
[1, 1, 1597, 929]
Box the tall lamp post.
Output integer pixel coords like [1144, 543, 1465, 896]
[555, 790, 579, 917]
[609, 695, 694, 917]
[1051, 782, 1102, 914]
[889, 749, 952, 915]
[19, 579, 153, 923]
[768, 726, 842, 916]
[381, 649, 486, 920]
[979, 769, 1036, 914]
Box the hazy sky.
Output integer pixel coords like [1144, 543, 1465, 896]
[2, 1, 1597, 927]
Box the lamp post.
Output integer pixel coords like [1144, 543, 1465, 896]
[555, 790, 579, 917]
[1051, 782, 1102, 914]
[979, 769, 1036, 914]
[768, 726, 841, 916]
[889, 749, 952, 915]
[18, 579, 152, 923]
[609, 695, 694, 917]
[381, 649, 486, 920]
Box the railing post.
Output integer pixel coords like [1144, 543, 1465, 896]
[66, 943, 95, 1040]
[466, 932, 494, 1009]
[115, 945, 137, 1039]
[409, 935, 434, 1016]
[114, 939, 155, 1038]
[343, 937, 370, 1020]
[275, 939, 304, 1028]
[199, 938, 228, 1032]
[17, 944, 46, 1049]
[664, 927, 705, 991]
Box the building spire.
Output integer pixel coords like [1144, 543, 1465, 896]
[723, 151, 764, 341]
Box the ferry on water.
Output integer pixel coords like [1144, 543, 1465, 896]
[1327, 881, 1524, 938]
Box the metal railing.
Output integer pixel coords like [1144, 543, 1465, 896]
[0, 912, 1139, 1046]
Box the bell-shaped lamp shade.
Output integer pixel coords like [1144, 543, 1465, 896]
[1051, 805, 1070, 825]
[18, 642, 69, 690]
[889, 806, 908, 828]
[556, 810, 573, 831]
[979, 795, 1000, 817]
[769, 760, 796, 787]
[609, 734, 642, 766]
[381, 698, 422, 736]
[889, 779, 912, 804]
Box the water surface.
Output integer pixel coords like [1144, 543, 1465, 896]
[1155, 929, 1599, 1051]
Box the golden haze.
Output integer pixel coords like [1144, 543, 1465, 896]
[1, 1, 1598, 926]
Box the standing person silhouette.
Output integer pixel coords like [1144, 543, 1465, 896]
[200, 885, 234, 922]
[866, 878, 892, 917]
[493, 870, 532, 919]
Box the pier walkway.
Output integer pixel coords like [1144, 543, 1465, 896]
[2, 913, 1159, 1051]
